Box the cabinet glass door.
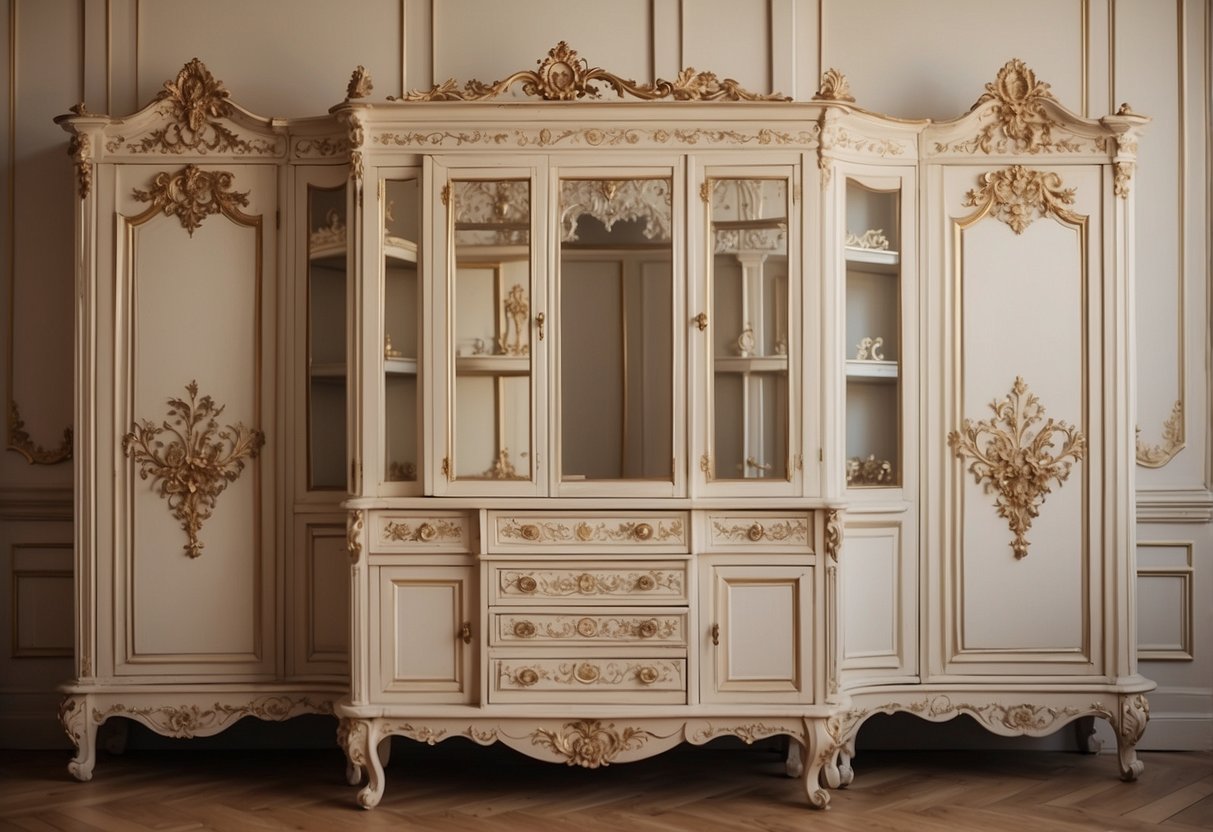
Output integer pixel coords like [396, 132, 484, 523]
[844, 178, 902, 489]
[557, 175, 674, 493]
[706, 175, 793, 485]
[383, 177, 420, 488]
[307, 183, 348, 490]
[448, 177, 536, 486]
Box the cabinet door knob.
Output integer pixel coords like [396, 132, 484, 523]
[535, 311, 546, 340]
[633, 522, 653, 541]
[693, 312, 708, 331]
[637, 619, 658, 639]
[634, 574, 656, 591]
[747, 522, 765, 542]
[459, 622, 472, 644]
[710, 623, 720, 646]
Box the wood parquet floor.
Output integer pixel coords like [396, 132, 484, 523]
[0, 740, 1210, 832]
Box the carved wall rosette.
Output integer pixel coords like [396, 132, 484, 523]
[122, 381, 264, 558]
[947, 377, 1085, 559]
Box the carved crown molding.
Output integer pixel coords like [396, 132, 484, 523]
[403, 42, 789, 102]
[962, 165, 1080, 234]
[122, 381, 264, 558]
[132, 165, 251, 236]
[947, 377, 1085, 559]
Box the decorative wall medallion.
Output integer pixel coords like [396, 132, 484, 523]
[132, 165, 251, 236]
[122, 381, 264, 558]
[947, 377, 1085, 559]
[530, 720, 653, 768]
[814, 68, 855, 102]
[129, 59, 276, 155]
[962, 165, 1079, 235]
[824, 509, 842, 564]
[403, 42, 788, 102]
[382, 518, 462, 544]
[7, 399, 72, 464]
[1136, 400, 1184, 467]
[346, 65, 373, 100]
[69, 134, 92, 198]
[560, 178, 672, 242]
[347, 510, 364, 562]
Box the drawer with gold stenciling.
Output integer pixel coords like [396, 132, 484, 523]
[703, 512, 815, 553]
[489, 561, 689, 606]
[489, 657, 687, 703]
[492, 609, 688, 647]
[370, 511, 474, 554]
[487, 512, 689, 554]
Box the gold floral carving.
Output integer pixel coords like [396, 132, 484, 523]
[404, 41, 788, 102]
[97, 697, 330, 738]
[132, 165, 251, 236]
[499, 660, 681, 689]
[294, 137, 347, 157]
[824, 509, 842, 563]
[498, 284, 530, 356]
[813, 68, 855, 102]
[1136, 400, 1184, 467]
[711, 518, 809, 545]
[122, 381, 264, 558]
[1120, 695, 1150, 744]
[346, 65, 373, 100]
[375, 126, 817, 150]
[946, 59, 1083, 155]
[482, 449, 525, 480]
[7, 400, 72, 464]
[499, 517, 684, 545]
[530, 720, 653, 768]
[502, 568, 683, 598]
[347, 510, 364, 562]
[69, 134, 92, 198]
[382, 518, 462, 543]
[130, 59, 275, 155]
[962, 165, 1079, 235]
[1113, 161, 1134, 199]
[947, 377, 1085, 559]
[58, 697, 87, 749]
[502, 615, 680, 642]
[691, 722, 791, 745]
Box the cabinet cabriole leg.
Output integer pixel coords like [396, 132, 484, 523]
[356, 721, 386, 809]
[1116, 694, 1149, 782]
[801, 720, 831, 809]
[59, 695, 97, 782]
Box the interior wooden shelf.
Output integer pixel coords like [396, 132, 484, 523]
[845, 247, 899, 274]
[714, 355, 790, 373]
[845, 359, 899, 380]
[455, 355, 530, 375]
[385, 356, 418, 376]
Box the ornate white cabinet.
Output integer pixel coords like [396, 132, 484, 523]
[56, 61, 351, 779]
[59, 49, 1152, 811]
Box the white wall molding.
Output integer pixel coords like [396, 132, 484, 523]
[1136, 488, 1213, 523]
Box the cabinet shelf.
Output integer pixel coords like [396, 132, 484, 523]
[456, 355, 530, 376]
[714, 355, 789, 373]
[385, 235, 418, 265]
[385, 357, 418, 376]
[845, 246, 900, 274]
[845, 359, 899, 381]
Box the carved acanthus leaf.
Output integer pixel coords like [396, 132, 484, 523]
[814, 68, 855, 102]
[947, 377, 1085, 559]
[531, 720, 653, 768]
[824, 509, 842, 563]
[1136, 400, 1184, 467]
[346, 65, 373, 100]
[132, 165, 251, 236]
[962, 165, 1079, 234]
[347, 510, 364, 563]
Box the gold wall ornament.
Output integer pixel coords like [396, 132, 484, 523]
[7, 400, 72, 464]
[346, 65, 373, 100]
[1136, 400, 1184, 467]
[131, 58, 274, 155]
[814, 68, 855, 102]
[962, 165, 1079, 235]
[132, 165, 251, 236]
[947, 377, 1086, 559]
[69, 134, 92, 198]
[122, 381, 265, 559]
[530, 720, 653, 768]
[404, 42, 788, 103]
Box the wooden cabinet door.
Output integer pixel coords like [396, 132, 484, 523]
[701, 563, 813, 704]
[374, 565, 475, 702]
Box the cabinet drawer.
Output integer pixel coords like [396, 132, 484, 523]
[706, 513, 814, 552]
[489, 512, 689, 553]
[492, 610, 687, 646]
[371, 512, 473, 554]
[490, 657, 686, 703]
[491, 562, 688, 605]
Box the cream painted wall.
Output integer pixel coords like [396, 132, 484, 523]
[1, 0, 1208, 750]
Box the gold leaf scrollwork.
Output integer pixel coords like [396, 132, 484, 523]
[132, 165, 251, 236]
[1120, 695, 1150, 744]
[947, 377, 1085, 559]
[824, 509, 842, 564]
[531, 720, 651, 768]
[404, 41, 788, 102]
[132, 59, 274, 155]
[69, 134, 92, 198]
[813, 68, 855, 103]
[1136, 400, 1184, 467]
[968, 59, 1065, 154]
[1113, 161, 1134, 199]
[122, 381, 264, 558]
[7, 400, 72, 464]
[347, 510, 364, 563]
[962, 165, 1078, 235]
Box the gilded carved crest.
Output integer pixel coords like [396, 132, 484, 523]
[962, 165, 1079, 234]
[947, 377, 1085, 559]
[814, 68, 855, 103]
[122, 381, 264, 558]
[346, 65, 373, 100]
[530, 720, 652, 768]
[404, 41, 788, 102]
[132, 165, 251, 236]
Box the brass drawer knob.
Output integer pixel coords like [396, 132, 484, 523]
[636, 666, 660, 686]
[573, 663, 600, 684]
[634, 574, 656, 592]
[515, 668, 539, 687]
[576, 617, 599, 638]
[417, 522, 437, 542]
[637, 619, 658, 639]
[519, 523, 541, 541]
[512, 620, 536, 638]
[516, 575, 538, 593]
[577, 573, 597, 593]
[633, 522, 654, 541]
[747, 522, 765, 542]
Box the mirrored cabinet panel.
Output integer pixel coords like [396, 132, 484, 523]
[706, 174, 793, 485]
[844, 178, 901, 489]
[307, 183, 348, 490]
[558, 176, 674, 486]
[383, 177, 421, 487]
[448, 178, 535, 485]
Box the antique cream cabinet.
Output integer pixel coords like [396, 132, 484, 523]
[59, 49, 1153, 810]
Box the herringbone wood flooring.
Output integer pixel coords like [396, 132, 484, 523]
[1, 740, 1210, 831]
